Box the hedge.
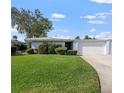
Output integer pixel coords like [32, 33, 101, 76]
[55, 47, 67, 55]
[37, 43, 62, 54]
[13, 43, 27, 52]
[11, 46, 17, 55]
[48, 44, 55, 54]
[67, 50, 77, 55]
[38, 44, 48, 54]
[26, 48, 34, 54]
[18, 44, 27, 51]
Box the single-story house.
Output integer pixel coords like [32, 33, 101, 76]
[25, 37, 112, 55]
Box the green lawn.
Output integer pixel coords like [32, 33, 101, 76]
[12, 55, 100, 93]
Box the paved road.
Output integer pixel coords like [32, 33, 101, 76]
[80, 55, 112, 93]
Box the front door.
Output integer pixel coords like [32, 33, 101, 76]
[65, 42, 73, 50]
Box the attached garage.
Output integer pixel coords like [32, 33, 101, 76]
[82, 41, 106, 55]
[73, 40, 112, 55]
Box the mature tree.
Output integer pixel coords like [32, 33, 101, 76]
[84, 35, 96, 40]
[75, 36, 80, 40]
[11, 7, 53, 38]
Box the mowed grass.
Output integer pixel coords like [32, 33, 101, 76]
[12, 55, 100, 93]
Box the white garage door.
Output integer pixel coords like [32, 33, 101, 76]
[82, 42, 105, 55]
[83, 46, 105, 55]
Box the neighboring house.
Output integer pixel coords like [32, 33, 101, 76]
[25, 37, 112, 55]
[11, 37, 27, 51]
[11, 38, 25, 46]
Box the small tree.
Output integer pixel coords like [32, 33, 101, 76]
[84, 35, 91, 40]
[93, 37, 96, 40]
[84, 35, 96, 40]
[75, 36, 80, 39]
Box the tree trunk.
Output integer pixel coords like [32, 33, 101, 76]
[27, 33, 33, 38]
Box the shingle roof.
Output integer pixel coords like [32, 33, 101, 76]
[25, 37, 73, 42]
[25, 37, 112, 42]
[74, 39, 112, 42]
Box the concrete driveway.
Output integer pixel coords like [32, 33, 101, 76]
[80, 55, 112, 93]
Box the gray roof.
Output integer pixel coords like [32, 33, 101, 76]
[25, 37, 112, 42]
[25, 37, 73, 42]
[74, 39, 112, 42]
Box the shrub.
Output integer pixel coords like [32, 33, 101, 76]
[48, 44, 55, 54]
[38, 43, 62, 54]
[53, 44, 62, 48]
[26, 48, 34, 54]
[47, 44, 62, 54]
[11, 46, 17, 55]
[67, 50, 77, 55]
[18, 44, 27, 52]
[13, 43, 27, 52]
[38, 44, 48, 54]
[34, 49, 38, 54]
[55, 47, 67, 55]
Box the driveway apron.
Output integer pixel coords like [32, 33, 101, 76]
[80, 55, 112, 93]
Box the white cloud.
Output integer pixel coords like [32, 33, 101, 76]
[83, 11, 111, 20]
[51, 13, 66, 19]
[52, 29, 70, 33]
[11, 25, 19, 32]
[50, 18, 60, 22]
[50, 34, 72, 39]
[84, 14, 106, 20]
[80, 16, 83, 19]
[84, 15, 96, 19]
[11, 28, 26, 42]
[96, 12, 111, 16]
[97, 15, 106, 19]
[88, 20, 106, 24]
[95, 32, 112, 39]
[90, 0, 112, 4]
[90, 28, 96, 32]
[11, 28, 18, 32]
[63, 29, 69, 32]
[82, 11, 111, 24]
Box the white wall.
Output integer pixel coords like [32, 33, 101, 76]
[31, 42, 41, 49]
[73, 40, 83, 55]
[105, 40, 112, 55]
[54, 41, 65, 47]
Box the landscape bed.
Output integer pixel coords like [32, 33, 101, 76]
[12, 55, 100, 93]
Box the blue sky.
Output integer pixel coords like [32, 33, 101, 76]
[11, 0, 112, 41]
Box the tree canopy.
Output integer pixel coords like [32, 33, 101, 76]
[84, 35, 96, 40]
[75, 36, 80, 39]
[11, 7, 53, 38]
